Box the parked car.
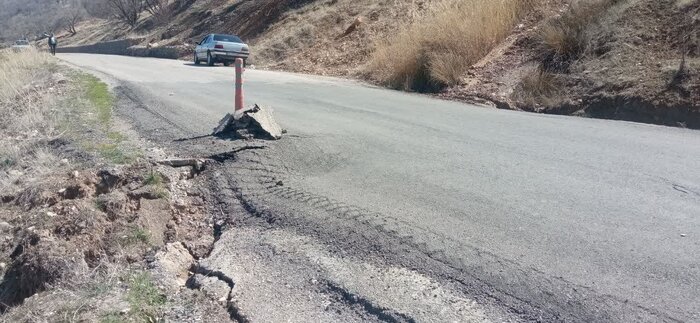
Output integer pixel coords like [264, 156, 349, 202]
[11, 40, 31, 52]
[194, 34, 249, 66]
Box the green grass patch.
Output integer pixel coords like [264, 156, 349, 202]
[126, 272, 166, 321]
[99, 312, 123, 323]
[97, 143, 134, 164]
[106, 131, 126, 142]
[77, 74, 113, 126]
[58, 72, 142, 165]
[1, 157, 15, 169]
[87, 281, 113, 298]
[94, 198, 107, 212]
[124, 227, 151, 245]
[143, 171, 164, 186]
[154, 186, 169, 199]
[143, 171, 169, 199]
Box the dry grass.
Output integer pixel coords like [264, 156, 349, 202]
[513, 67, 563, 107]
[538, 0, 623, 71]
[249, 0, 426, 70]
[0, 48, 60, 191]
[0, 264, 166, 323]
[0, 261, 125, 323]
[0, 49, 170, 322]
[370, 0, 541, 92]
[0, 48, 54, 103]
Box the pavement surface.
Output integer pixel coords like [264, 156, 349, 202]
[60, 54, 700, 322]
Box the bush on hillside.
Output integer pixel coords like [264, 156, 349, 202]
[538, 0, 623, 71]
[370, 0, 541, 92]
[513, 67, 563, 107]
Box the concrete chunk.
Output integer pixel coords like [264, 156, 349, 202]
[247, 105, 283, 140]
[212, 104, 282, 140]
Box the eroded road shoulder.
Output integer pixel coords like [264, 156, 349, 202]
[102, 81, 519, 321]
[200, 226, 492, 322]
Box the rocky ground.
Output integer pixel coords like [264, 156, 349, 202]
[0, 50, 233, 322]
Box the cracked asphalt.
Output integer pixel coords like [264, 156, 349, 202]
[61, 54, 700, 322]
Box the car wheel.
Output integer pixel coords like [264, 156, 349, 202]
[223, 61, 231, 67]
[207, 52, 214, 66]
[194, 52, 200, 65]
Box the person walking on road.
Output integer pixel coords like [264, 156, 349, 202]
[46, 33, 57, 55]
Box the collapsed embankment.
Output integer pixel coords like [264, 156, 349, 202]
[0, 48, 232, 322]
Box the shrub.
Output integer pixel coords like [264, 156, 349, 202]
[143, 171, 164, 186]
[144, 0, 175, 24]
[513, 67, 563, 107]
[107, 0, 143, 27]
[538, 0, 623, 71]
[126, 272, 167, 321]
[370, 0, 541, 92]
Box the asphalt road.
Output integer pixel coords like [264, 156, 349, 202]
[61, 54, 700, 322]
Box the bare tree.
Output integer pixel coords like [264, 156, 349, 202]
[107, 0, 143, 27]
[143, 0, 172, 23]
[64, 8, 84, 35]
[143, 0, 165, 15]
[82, 0, 113, 19]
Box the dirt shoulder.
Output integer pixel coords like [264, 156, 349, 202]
[0, 49, 231, 322]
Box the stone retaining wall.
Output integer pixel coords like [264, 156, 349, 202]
[57, 38, 186, 60]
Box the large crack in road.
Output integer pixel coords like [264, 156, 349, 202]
[194, 141, 677, 322]
[112, 83, 521, 321]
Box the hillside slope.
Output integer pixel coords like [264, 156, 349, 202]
[60, 0, 700, 128]
[446, 0, 700, 128]
[61, 0, 429, 74]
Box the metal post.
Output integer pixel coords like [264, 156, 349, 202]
[235, 58, 244, 113]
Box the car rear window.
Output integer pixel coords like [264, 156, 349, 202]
[213, 34, 243, 43]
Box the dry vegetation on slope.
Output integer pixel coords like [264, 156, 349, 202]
[369, 0, 542, 92]
[253, 0, 700, 127]
[449, 0, 700, 127]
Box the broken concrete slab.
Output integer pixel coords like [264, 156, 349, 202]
[247, 105, 283, 139]
[233, 105, 259, 121]
[212, 114, 235, 135]
[212, 104, 282, 140]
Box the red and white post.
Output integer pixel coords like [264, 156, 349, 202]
[234, 58, 244, 113]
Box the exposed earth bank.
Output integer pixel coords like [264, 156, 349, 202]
[0, 50, 233, 322]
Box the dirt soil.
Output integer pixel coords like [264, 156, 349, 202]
[444, 0, 700, 128]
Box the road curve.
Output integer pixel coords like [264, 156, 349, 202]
[61, 54, 700, 322]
